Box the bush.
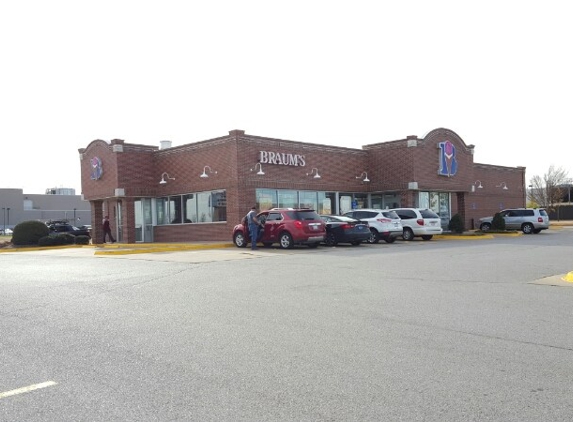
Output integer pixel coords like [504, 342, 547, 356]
[448, 214, 465, 233]
[75, 235, 91, 245]
[38, 236, 58, 246]
[492, 212, 506, 231]
[12, 221, 50, 246]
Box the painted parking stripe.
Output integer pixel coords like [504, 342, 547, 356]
[0, 381, 57, 399]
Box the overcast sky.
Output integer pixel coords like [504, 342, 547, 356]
[1, 0, 571, 194]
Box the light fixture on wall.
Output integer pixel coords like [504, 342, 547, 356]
[496, 182, 508, 190]
[306, 168, 321, 179]
[251, 162, 265, 175]
[159, 172, 175, 184]
[472, 180, 483, 192]
[200, 166, 217, 178]
[356, 171, 370, 182]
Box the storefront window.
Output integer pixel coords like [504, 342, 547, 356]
[299, 191, 317, 210]
[183, 194, 196, 223]
[256, 189, 277, 211]
[319, 192, 334, 214]
[211, 190, 227, 222]
[156, 197, 169, 225]
[156, 190, 227, 225]
[278, 190, 298, 208]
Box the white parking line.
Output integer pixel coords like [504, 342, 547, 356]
[0, 381, 57, 399]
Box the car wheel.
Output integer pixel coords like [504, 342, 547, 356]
[421, 235, 433, 241]
[402, 228, 414, 241]
[522, 223, 534, 234]
[234, 232, 247, 248]
[367, 228, 380, 244]
[308, 242, 319, 248]
[384, 236, 396, 244]
[350, 241, 362, 246]
[279, 232, 294, 249]
[325, 232, 337, 246]
[480, 223, 492, 232]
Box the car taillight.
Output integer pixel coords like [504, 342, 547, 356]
[341, 224, 352, 229]
[294, 220, 303, 229]
[417, 219, 424, 226]
[376, 218, 391, 223]
[538, 217, 543, 222]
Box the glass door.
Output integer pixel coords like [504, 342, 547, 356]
[134, 198, 154, 243]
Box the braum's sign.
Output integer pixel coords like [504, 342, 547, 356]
[259, 151, 306, 167]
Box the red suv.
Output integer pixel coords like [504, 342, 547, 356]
[232, 208, 326, 249]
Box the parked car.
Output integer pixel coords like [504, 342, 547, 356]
[233, 208, 326, 249]
[388, 208, 443, 240]
[0, 228, 13, 235]
[319, 215, 370, 246]
[479, 208, 549, 234]
[47, 223, 91, 238]
[342, 209, 403, 243]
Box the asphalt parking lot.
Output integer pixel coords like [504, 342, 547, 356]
[1, 227, 573, 421]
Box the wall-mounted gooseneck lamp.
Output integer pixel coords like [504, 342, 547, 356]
[356, 171, 370, 182]
[200, 166, 217, 178]
[496, 182, 508, 190]
[251, 162, 265, 175]
[472, 180, 483, 192]
[306, 168, 321, 179]
[159, 172, 175, 184]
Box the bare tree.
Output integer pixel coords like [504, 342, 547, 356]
[528, 166, 570, 209]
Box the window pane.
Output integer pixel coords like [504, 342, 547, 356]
[299, 191, 317, 210]
[183, 194, 196, 223]
[256, 189, 277, 211]
[278, 190, 297, 208]
[196, 192, 212, 222]
[212, 190, 227, 222]
[169, 196, 181, 224]
[156, 197, 169, 225]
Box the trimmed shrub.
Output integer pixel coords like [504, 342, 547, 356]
[56, 233, 76, 245]
[38, 236, 59, 247]
[492, 212, 506, 231]
[12, 221, 50, 246]
[75, 235, 91, 245]
[448, 214, 465, 234]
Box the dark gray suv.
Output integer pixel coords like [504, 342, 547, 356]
[479, 208, 549, 234]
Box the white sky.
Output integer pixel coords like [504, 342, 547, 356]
[1, 0, 571, 194]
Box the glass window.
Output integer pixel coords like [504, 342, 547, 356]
[157, 190, 227, 225]
[320, 192, 335, 215]
[419, 192, 430, 209]
[256, 189, 277, 211]
[212, 190, 227, 222]
[156, 197, 169, 225]
[299, 191, 318, 210]
[169, 196, 181, 224]
[278, 190, 298, 208]
[183, 194, 196, 223]
[196, 192, 212, 222]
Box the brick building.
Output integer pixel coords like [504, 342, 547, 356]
[78, 128, 525, 243]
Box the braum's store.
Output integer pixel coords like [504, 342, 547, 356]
[79, 128, 526, 244]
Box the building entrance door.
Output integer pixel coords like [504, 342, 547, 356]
[134, 198, 153, 242]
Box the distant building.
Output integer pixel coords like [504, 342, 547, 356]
[45, 187, 76, 195]
[0, 188, 91, 230]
